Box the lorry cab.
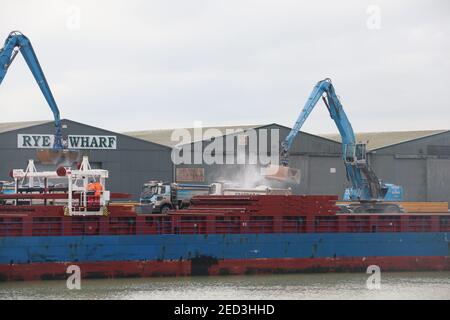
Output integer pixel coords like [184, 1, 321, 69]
[140, 181, 172, 213]
[140, 181, 210, 213]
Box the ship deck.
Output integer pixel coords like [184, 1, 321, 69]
[0, 195, 449, 236]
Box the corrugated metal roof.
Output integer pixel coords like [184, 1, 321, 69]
[0, 120, 51, 134]
[1, 121, 446, 151]
[124, 124, 261, 147]
[125, 125, 449, 150]
[320, 130, 449, 151]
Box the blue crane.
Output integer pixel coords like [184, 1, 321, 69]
[267, 78, 404, 212]
[0, 31, 63, 150]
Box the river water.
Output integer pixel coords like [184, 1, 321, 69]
[0, 272, 449, 300]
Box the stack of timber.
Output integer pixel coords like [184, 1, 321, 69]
[337, 201, 449, 213]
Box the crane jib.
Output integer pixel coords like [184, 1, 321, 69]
[0, 31, 63, 150]
[1, 31, 79, 165]
[274, 78, 404, 205]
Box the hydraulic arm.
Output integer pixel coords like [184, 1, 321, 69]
[266, 78, 404, 210]
[0, 31, 63, 149]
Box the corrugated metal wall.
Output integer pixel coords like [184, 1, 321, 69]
[2, 120, 448, 203]
[175, 126, 450, 202]
[370, 131, 450, 202]
[174, 124, 346, 195]
[0, 120, 173, 199]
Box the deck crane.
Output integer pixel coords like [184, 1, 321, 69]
[264, 78, 404, 213]
[0, 31, 78, 164]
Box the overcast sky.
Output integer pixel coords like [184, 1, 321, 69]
[0, 0, 449, 134]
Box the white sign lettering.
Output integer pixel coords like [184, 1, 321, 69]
[68, 135, 117, 149]
[18, 134, 54, 149]
[17, 134, 117, 150]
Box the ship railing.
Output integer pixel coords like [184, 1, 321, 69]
[0, 215, 448, 236]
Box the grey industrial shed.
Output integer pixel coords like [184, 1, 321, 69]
[126, 123, 345, 196]
[2, 119, 446, 202]
[322, 130, 450, 202]
[368, 131, 450, 202]
[126, 125, 450, 202]
[0, 119, 173, 199]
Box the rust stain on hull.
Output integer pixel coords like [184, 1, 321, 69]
[0, 256, 449, 282]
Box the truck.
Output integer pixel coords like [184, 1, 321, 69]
[209, 182, 292, 196]
[139, 181, 292, 213]
[140, 181, 211, 213]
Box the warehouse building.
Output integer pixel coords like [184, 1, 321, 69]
[1, 119, 448, 203]
[0, 119, 173, 199]
[126, 124, 346, 196]
[322, 130, 450, 202]
[126, 125, 450, 203]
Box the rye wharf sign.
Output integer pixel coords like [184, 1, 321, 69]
[18, 134, 54, 149]
[67, 135, 117, 149]
[18, 134, 117, 150]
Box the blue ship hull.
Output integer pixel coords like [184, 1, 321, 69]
[0, 232, 448, 277]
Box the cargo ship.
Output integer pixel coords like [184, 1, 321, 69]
[0, 157, 449, 281]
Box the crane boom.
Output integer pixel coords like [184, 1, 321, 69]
[269, 78, 404, 209]
[0, 31, 63, 149]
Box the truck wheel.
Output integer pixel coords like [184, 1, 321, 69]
[160, 204, 171, 214]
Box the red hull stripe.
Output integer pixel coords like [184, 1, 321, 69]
[1, 256, 449, 281]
